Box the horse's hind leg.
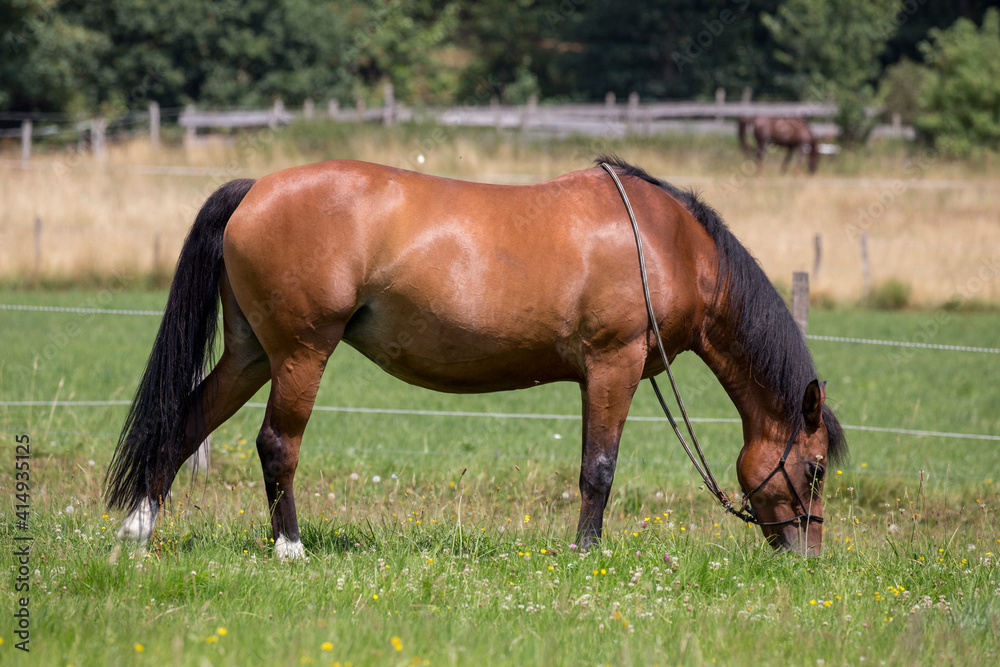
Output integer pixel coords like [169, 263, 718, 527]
[118, 278, 271, 543]
[255, 329, 341, 559]
[781, 146, 796, 174]
[755, 140, 768, 175]
[576, 359, 643, 549]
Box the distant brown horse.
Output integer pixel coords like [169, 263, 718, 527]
[739, 117, 819, 174]
[105, 157, 845, 558]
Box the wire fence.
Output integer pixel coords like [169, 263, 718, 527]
[1, 399, 998, 444]
[2, 302, 998, 451]
[3, 303, 1000, 354]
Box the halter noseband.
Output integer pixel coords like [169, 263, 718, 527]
[728, 421, 825, 528]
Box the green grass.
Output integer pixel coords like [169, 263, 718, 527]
[1, 288, 998, 665]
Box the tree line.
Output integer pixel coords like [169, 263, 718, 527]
[1, 0, 997, 153]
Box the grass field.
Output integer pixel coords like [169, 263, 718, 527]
[2, 123, 1000, 305]
[1, 287, 998, 665]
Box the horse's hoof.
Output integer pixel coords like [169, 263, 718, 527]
[117, 497, 157, 543]
[275, 535, 307, 560]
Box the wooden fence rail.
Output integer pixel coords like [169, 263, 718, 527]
[4, 86, 915, 163]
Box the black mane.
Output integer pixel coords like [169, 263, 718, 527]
[596, 155, 846, 462]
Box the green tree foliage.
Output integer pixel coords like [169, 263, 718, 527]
[450, 0, 568, 104]
[563, 0, 786, 100]
[347, 0, 460, 105]
[1, 0, 109, 113]
[0, 0, 459, 115]
[2, 0, 998, 150]
[880, 0, 996, 68]
[877, 57, 927, 127]
[762, 0, 901, 144]
[914, 8, 1000, 156]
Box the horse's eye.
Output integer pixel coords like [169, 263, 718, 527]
[806, 461, 825, 494]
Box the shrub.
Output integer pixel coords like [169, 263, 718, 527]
[878, 57, 928, 127]
[916, 9, 1000, 156]
[866, 279, 911, 310]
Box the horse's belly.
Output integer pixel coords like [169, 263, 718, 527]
[342, 301, 578, 393]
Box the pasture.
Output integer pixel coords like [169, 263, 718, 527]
[1, 287, 998, 665]
[2, 125, 1000, 306]
[1, 128, 999, 665]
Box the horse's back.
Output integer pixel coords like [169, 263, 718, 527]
[222, 160, 712, 391]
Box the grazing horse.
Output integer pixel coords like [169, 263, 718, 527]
[738, 116, 820, 174]
[105, 157, 845, 558]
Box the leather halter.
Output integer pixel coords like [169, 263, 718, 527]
[732, 421, 824, 527]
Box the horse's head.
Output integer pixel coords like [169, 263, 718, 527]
[736, 380, 840, 555]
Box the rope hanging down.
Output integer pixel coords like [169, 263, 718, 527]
[598, 163, 737, 514]
[601, 162, 827, 527]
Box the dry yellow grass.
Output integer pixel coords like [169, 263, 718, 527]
[1, 132, 997, 305]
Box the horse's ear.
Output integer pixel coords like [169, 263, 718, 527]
[802, 379, 826, 428]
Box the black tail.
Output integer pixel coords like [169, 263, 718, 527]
[104, 178, 256, 513]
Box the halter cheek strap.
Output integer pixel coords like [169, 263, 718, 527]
[600, 162, 822, 529]
[739, 421, 824, 527]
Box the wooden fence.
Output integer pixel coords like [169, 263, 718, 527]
[2, 85, 913, 162]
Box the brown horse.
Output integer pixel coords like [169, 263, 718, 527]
[105, 157, 845, 558]
[738, 116, 820, 174]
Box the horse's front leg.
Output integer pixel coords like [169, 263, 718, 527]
[576, 361, 642, 549]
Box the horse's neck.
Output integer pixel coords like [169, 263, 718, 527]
[692, 317, 785, 443]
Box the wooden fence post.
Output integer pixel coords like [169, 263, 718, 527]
[327, 99, 340, 119]
[149, 101, 160, 148]
[491, 94, 501, 129]
[21, 119, 32, 164]
[813, 233, 822, 277]
[34, 217, 42, 274]
[303, 98, 315, 120]
[792, 271, 809, 338]
[627, 91, 639, 133]
[715, 87, 725, 122]
[382, 83, 395, 126]
[269, 99, 284, 129]
[153, 232, 161, 275]
[860, 232, 871, 298]
[185, 105, 197, 144]
[521, 94, 537, 130]
[92, 117, 107, 161]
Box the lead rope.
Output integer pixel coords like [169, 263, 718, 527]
[599, 163, 737, 514]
